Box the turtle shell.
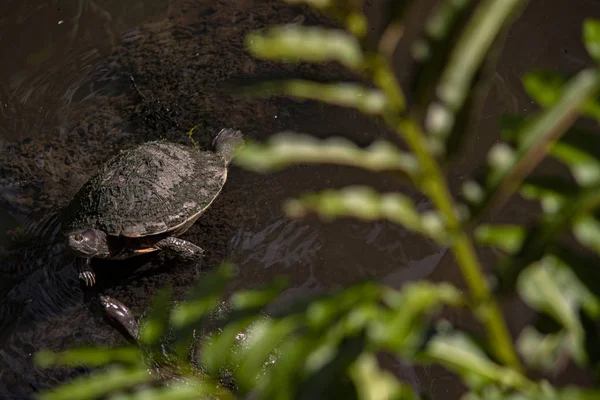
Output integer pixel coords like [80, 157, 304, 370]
[63, 141, 227, 237]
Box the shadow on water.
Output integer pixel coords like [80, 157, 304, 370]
[1, 0, 600, 398]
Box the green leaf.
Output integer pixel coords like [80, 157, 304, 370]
[170, 264, 234, 356]
[573, 215, 600, 256]
[139, 287, 172, 347]
[246, 26, 365, 70]
[465, 69, 600, 220]
[583, 19, 600, 64]
[551, 245, 600, 311]
[523, 70, 600, 121]
[35, 346, 141, 368]
[234, 318, 296, 392]
[516, 257, 593, 365]
[520, 176, 580, 214]
[284, 186, 449, 242]
[240, 80, 388, 115]
[428, 0, 524, 140]
[38, 366, 151, 400]
[517, 326, 573, 373]
[475, 224, 525, 254]
[349, 353, 418, 400]
[501, 116, 600, 186]
[373, 282, 464, 354]
[285, 0, 368, 38]
[411, 0, 475, 108]
[421, 329, 531, 391]
[103, 380, 234, 400]
[234, 133, 418, 176]
[499, 183, 600, 291]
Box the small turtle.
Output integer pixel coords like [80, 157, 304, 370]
[62, 128, 244, 286]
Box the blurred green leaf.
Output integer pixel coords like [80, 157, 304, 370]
[230, 278, 288, 310]
[465, 69, 600, 220]
[104, 380, 234, 400]
[285, 0, 367, 37]
[551, 245, 600, 310]
[520, 176, 580, 214]
[240, 80, 388, 115]
[501, 115, 600, 186]
[349, 353, 418, 400]
[39, 367, 151, 400]
[139, 287, 172, 347]
[235, 133, 418, 176]
[583, 19, 600, 64]
[523, 70, 600, 121]
[516, 326, 572, 373]
[427, 0, 524, 144]
[517, 257, 594, 365]
[422, 329, 532, 391]
[246, 26, 365, 70]
[475, 224, 526, 254]
[170, 264, 234, 356]
[234, 318, 295, 392]
[499, 183, 600, 291]
[36, 346, 141, 368]
[374, 282, 464, 354]
[284, 186, 448, 242]
[573, 215, 600, 256]
[411, 0, 475, 109]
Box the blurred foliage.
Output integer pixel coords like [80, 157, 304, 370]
[37, 0, 600, 399]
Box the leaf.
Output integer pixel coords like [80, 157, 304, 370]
[349, 353, 418, 400]
[284, 186, 449, 242]
[234, 318, 296, 392]
[411, 0, 476, 109]
[516, 256, 596, 366]
[573, 215, 600, 256]
[373, 282, 464, 355]
[234, 133, 418, 176]
[285, 0, 368, 38]
[550, 246, 600, 312]
[38, 366, 151, 400]
[427, 0, 525, 143]
[520, 176, 579, 214]
[464, 69, 600, 221]
[499, 183, 600, 291]
[523, 70, 600, 121]
[102, 380, 234, 400]
[475, 224, 526, 254]
[501, 115, 600, 186]
[139, 287, 172, 347]
[517, 326, 573, 373]
[421, 329, 531, 392]
[35, 346, 141, 368]
[246, 26, 365, 70]
[170, 264, 234, 356]
[239, 80, 388, 115]
[583, 19, 600, 64]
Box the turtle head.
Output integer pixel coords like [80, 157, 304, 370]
[100, 295, 139, 341]
[213, 128, 245, 166]
[66, 228, 110, 258]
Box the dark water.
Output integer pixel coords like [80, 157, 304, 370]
[0, 0, 599, 398]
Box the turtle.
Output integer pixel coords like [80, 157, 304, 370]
[62, 128, 244, 286]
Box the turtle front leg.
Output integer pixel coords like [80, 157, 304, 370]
[154, 237, 204, 262]
[77, 257, 96, 286]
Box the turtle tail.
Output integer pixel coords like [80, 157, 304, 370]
[212, 128, 245, 166]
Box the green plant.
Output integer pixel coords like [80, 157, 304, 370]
[36, 1, 600, 399]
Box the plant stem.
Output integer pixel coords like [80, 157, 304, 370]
[372, 60, 522, 371]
